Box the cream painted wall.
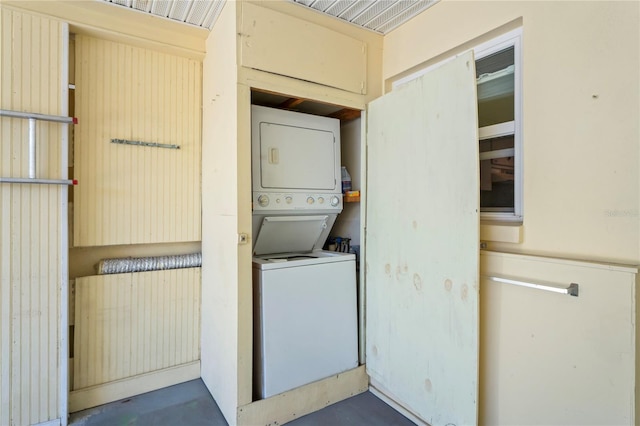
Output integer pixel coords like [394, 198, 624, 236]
[384, 0, 640, 265]
[201, 2, 241, 424]
[384, 3, 639, 424]
[480, 252, 638, 424]
[331, 119, 362, 246]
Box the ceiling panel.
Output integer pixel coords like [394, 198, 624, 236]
[99, 0, 437, 33]
[292, 0, 439, 33]
[100, 0, 225, 30]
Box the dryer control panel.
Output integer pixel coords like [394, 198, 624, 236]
[253, 192, 342, 212]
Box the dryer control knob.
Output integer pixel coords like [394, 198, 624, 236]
[306, 197, 315, 205]
[285, 196, 293, 204]
[258, 194, 269, 207]
[330, 196, 340, 207]
[318, 197, 325, 204]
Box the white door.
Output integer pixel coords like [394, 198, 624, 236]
[365, 52, 479, 425]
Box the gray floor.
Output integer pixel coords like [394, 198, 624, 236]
[69, 379, 415, 426]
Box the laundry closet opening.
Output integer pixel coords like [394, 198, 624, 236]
[249, 89, 365, 402]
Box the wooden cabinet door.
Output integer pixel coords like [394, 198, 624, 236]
[365, 52, 480, 426]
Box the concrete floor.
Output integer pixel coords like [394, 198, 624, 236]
[69, 379, 415, 426]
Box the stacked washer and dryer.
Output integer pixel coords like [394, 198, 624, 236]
[251, 105, 358, 399]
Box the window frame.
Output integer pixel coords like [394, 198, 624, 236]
[475, 29, 523, 222]
[392, 28, 523, 223]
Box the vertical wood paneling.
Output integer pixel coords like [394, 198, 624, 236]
[74, 35, 202, 247]
[0, 7, 65, 426]
[73, 268, 201, 389]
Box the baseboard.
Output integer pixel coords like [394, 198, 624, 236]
[237, 365, 368, 426]
[369, 378, 428, 426]
[33, 419, 61, 426]
[69, 361, 200, 413]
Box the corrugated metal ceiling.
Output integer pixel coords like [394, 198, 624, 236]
[292, 0, 438, 34]
[100, 0, 226, 29]
[99, 0, 438, 34]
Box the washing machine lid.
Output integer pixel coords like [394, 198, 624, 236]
[253, 215, 329, 256]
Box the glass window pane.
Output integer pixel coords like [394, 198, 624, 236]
[477, 47, 514, 127]
[480, 135, 514, 212]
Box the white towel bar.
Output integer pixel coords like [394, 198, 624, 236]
[484, 275, 579, 297]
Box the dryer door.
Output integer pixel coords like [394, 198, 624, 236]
[258, 122, 336, 190]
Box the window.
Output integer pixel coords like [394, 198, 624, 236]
[391, 29, 523, 222]
[475, 30, 522, 221]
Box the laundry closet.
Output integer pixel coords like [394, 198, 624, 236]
[201, 3, 378, 424]
[201, 1, 483, 425]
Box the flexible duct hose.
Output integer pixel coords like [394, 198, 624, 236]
[97, 253, 202, 274]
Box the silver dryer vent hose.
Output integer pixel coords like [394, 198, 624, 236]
[97, 253, 202, 275]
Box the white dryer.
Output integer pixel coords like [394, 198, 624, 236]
[250, 105, 358, 399]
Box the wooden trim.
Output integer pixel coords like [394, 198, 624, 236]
[636, 273, 640, 426]
[480, 223, 522, 243]
[481, 250, 639, 274]
[236, 365, 368, 426]
[278, 98, 305, 109]
[1, 1, 206, 58]
[69, 361, 200, 413]
[369, 379, 428, 426]
[328, 108, 361, 121]
[240, 68, 367, 111]
[60, 21, 70, 426]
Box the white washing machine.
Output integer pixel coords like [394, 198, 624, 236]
[253, 251, 358, 399]
[250, 105, 358, 399]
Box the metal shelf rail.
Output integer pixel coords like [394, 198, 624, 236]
[0, 109, 77, 185]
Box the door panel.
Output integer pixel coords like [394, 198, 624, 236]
[255, 260, 358, 398]
[259, 123, 336, 190]
[365, 52, 479, 426]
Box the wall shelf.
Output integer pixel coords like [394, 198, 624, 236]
[344, 194, 360, 203]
